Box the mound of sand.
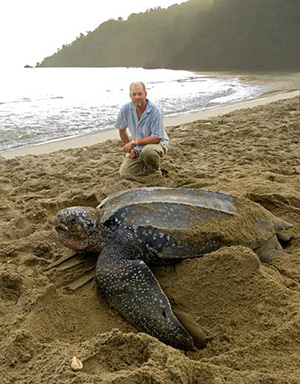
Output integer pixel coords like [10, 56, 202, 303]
[0, 96, 299, 383]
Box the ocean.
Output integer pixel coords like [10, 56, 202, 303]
[0, 67, 268, 152]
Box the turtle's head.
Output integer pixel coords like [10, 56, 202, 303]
[54, 207, 105, 252]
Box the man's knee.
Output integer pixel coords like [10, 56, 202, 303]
[119, 156, 144, 178]
[119, 164, 129, 178]
[140, 145, 162, 169]
[141, 145, 157, 159]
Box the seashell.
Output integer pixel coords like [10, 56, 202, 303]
[71, 356, 83, 371]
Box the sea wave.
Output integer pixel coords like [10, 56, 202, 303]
[0, 67, 266, 152]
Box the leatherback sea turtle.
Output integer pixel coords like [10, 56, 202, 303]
[54, 187, 292, 350]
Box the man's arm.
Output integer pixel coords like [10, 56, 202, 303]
[119, 129, 133, 154]
[119, 129, 130, 145]
[116, 104, 130, 147]
[119, 129, 139, 158]
[134, 136, 161, 146]
[123, 135, 161, 154]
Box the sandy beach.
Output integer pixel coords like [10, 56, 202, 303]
[0, 92, 300, 383]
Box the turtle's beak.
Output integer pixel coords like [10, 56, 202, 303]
[54, 212, 69, 234]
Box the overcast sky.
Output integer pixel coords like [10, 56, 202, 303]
[0, 0, 182, 69]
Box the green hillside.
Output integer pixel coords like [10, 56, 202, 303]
[38, 0, 300, 71]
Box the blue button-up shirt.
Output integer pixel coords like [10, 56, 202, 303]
[115, 100, 169, 152]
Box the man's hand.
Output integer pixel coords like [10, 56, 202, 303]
[123, 142, 133, 153]
[123, 142, 138, 158]
[129, 149, 139, 159]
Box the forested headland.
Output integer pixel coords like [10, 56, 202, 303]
[37, 0, 300, 71]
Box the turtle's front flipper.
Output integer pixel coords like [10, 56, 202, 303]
[96, 244, 194, 350]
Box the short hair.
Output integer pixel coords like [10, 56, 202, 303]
[129, 82, 147, 93]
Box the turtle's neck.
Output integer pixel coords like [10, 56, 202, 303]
[87, 224, 108, 253]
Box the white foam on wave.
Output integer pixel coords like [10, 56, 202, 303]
[0, 67, 264, 151]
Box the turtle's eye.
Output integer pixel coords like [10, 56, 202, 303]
[70, 217, 77, 224]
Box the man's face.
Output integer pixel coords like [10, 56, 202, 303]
[130, 84, 147, 109]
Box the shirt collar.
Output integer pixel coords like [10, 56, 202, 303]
[130, 99, 152, 113]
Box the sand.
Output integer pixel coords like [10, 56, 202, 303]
[0, 93, 300, 383]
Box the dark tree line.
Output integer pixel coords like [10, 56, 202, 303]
[37, 0, 300, 71]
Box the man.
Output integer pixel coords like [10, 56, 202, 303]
[115, 82, 169, 179]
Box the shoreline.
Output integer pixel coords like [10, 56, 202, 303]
[1, 89, 299, 159]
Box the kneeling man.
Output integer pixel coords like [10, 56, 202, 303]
[115, 82, 169, 179]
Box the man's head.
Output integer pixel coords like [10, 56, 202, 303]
[130, 82, 147, 109]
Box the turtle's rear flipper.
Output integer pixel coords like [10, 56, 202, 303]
[45, 252, 98, 291]
[174, 310, 210, 349]
[255, 235, 285, 264]
[274, 221, 293, 243]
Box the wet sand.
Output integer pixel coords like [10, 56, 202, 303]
[0, 93, 300, 383]
[1, 90, 299, 159]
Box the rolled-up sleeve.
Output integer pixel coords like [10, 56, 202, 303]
[150, 109, 165, 139]
[115, 105, 128, 130]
